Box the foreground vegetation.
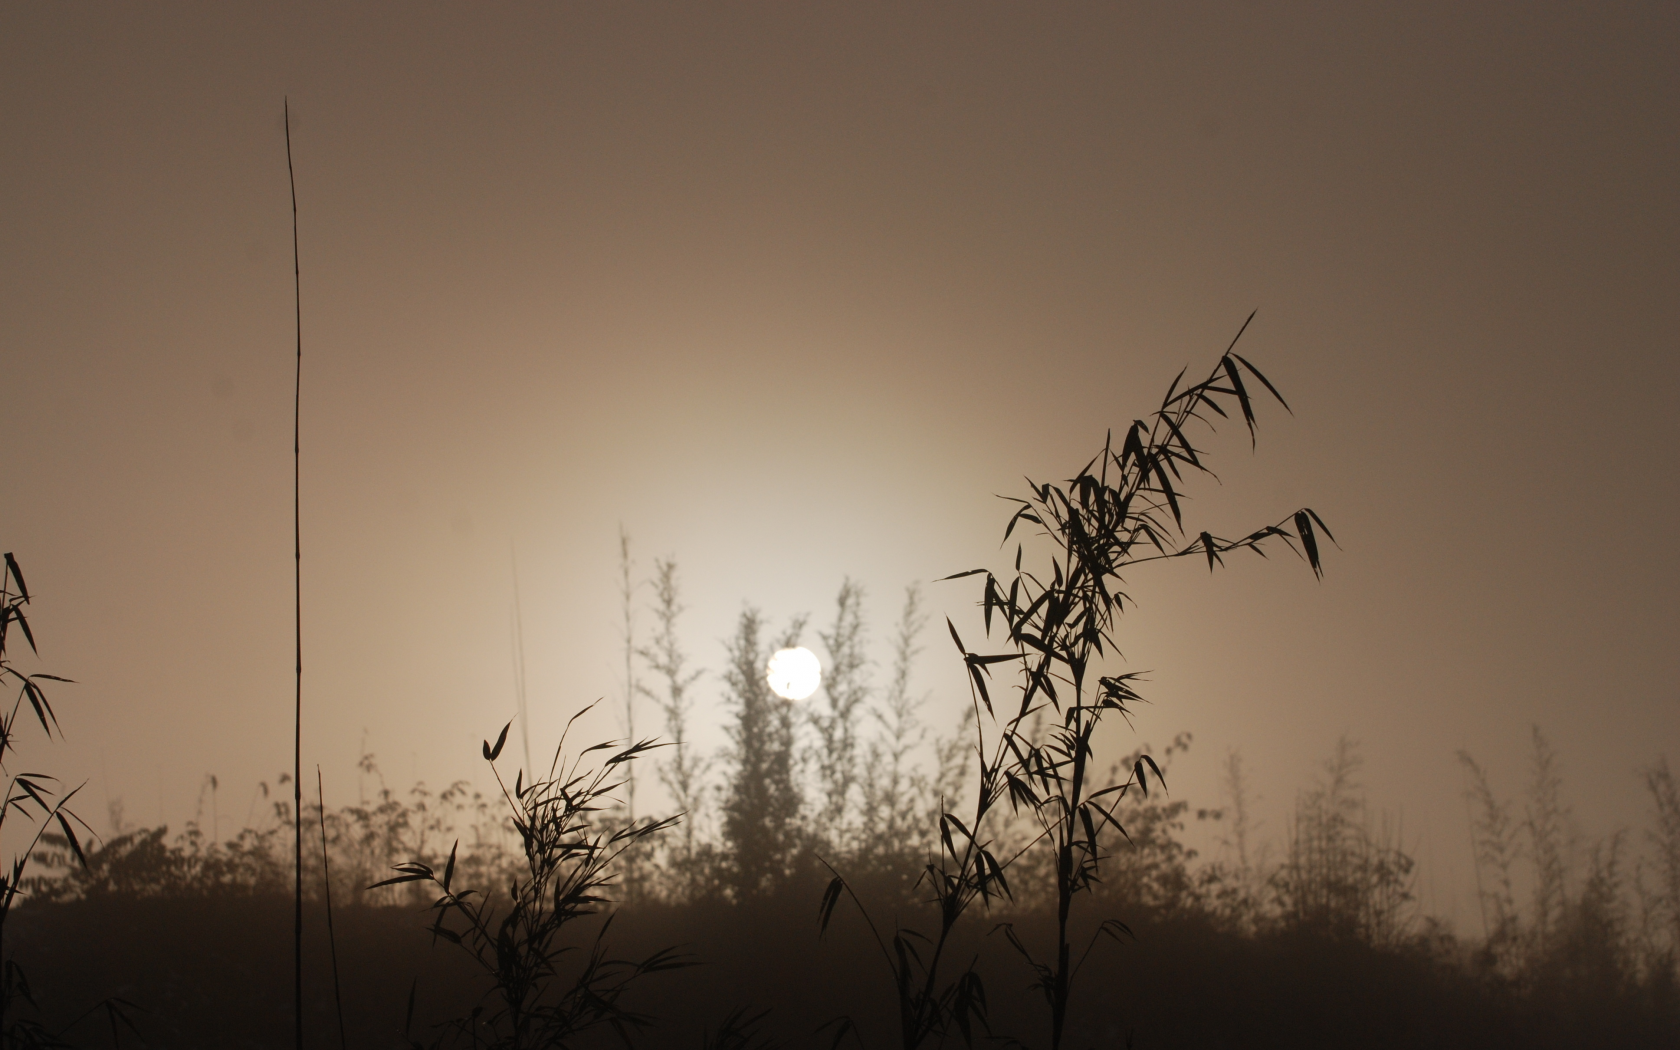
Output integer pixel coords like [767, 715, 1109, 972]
[15, 725, 1680, 1048]
[9, 342, 1679, 1047]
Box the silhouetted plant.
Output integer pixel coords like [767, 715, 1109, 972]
[374, 707, 686, 1048]
[1525, 725, 1570, 957]
[638, 557, 711, 902]
[1206, 747, 1268, 931]
[720, 609, 805, 900]
[820, 335, 1332, 1048]
[1458, 731, 1680, 1005]
[1271, 738, 1416, 945]
[615, 528, 645, 903]
[817, 693, 1009, 1050]
[809, 579, 869, 853]
[1644, 759, 1680, 974]
[0, 554, 137, 1048]
[1460, 750, 1523, 976]
[938, 326, 1332, 1048]
[855, 585, 936, 882]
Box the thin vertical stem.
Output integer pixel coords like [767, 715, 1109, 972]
[619, 526, 635, 822]
[618, 527, 637, 902]
[285, 97, 304, 1050]
[511, 545, 533, 779]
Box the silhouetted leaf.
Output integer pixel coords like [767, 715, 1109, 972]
[1305, 507, 1338, 546]
[1221, 355, 1258, 442]
[21, 679, 58, 735]
[1231, 350, 1290, 413]
[1200, 531, 1222, 571]
[484, 721, 510, 762]
[1294, 510, 1323, 578]
[945, 617, 966, 653]
[12, 604, 36, 654]
[4, 553, 31, 602]
[1142, 754, 1167, 791]
[818, 877, 844, 935]
[54, 812, 87, 868]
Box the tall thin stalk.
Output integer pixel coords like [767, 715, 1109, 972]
[511, 546, 534, 779]
[639, 558, 706, 890]
[618, 527, 639, 901]
[284, 97, 304, 1050]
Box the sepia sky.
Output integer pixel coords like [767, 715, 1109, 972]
[4, 2, 1676, 926]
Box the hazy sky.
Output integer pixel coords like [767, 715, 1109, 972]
[5, 2, 1676, 926]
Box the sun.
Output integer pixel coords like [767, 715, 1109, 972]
[766, 646, 822, 701]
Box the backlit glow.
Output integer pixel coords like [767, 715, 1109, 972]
[766, 646, 821, 701]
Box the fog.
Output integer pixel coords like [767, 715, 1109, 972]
[4, 1, 1677, 932]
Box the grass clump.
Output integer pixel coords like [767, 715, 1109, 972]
[375, 706, 688, 1049]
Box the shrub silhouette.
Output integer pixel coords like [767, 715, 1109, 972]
[374, 708, 686, 1048]
[815, 325, 1338, 1049]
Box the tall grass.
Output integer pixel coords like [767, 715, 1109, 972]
[813, 323, 1335, 1049]
[1458, 729, 1680, 1006]
[639, 558, 710, 902]
[1, 554, 137, 1047]
[20, 702, 1680, 1046]
[283, 97, 306, 1050]
[374, 709, 686, 1048]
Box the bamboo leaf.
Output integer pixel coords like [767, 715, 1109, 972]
[3, 554, 28, 600]
[484, 721, 511, 762]
[1200, 531, 1221, 572]
[1305, 507, 1339, 546]
[1232, 351, 1291, 413]
[12, 605, 36, 654]
[1294, 510, 1323, 578]
[1221, 356, 1257, 443]
[54, 812, 87, 868]
[1142, 753, 1167, 792]
[818, 876, 844, 934]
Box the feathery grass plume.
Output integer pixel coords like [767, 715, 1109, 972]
[1272, 738, 1416, 946]
[637, 557, 710, 900]
[1211, 747, 1267, 930]
[810, 579, 869, 853]
[721, 609, 805, 900]
[1645, 759, 1680, 971]
[1459, 750, 1523, 976]
[375, 705, 687, 1048]
[856, 585, 933, 882]
[1525, 725, 1569, 955]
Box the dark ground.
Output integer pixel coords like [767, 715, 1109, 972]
[11, 889, 1678, 1049]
